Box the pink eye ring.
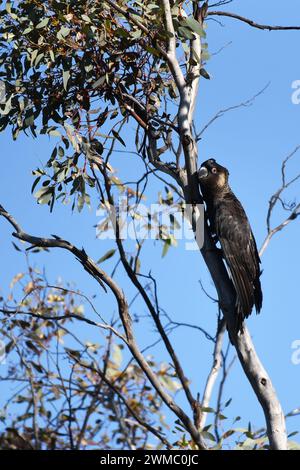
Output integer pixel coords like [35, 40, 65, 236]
[212, 167, 217, 174]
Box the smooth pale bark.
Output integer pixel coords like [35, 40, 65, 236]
[160, 0, 287, 450]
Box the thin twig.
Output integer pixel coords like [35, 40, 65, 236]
[196, 83, 270, 140]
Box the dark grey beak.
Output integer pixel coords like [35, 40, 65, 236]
[198, 166, 208, 179]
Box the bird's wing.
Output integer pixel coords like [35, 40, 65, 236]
[215, 195, 262, 328]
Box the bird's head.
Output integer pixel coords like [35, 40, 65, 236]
[198, 158, 229, 194]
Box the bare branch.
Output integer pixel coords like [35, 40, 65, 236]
[0, 308, 126, 342]
[260, 146, 300, 256]
[196, 82, 270, 140]
[208, 11, 300, 30]
[163, 311, 215, 344]
[147, 130, 182, 183]
[200, 318, 226, 429]
[101, 168, 201, 421]
[0, 206, 111, 292]
[267, 145, 300, 232]
[0, 203, 207, 449]
[214, 347, 236, 442]
[260, 204, 300, 257]
[208, 1, 233, 8]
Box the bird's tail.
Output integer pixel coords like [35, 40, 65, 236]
[254, 273, 263, 313]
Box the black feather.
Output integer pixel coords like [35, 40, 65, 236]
[198, 159, 263, 333]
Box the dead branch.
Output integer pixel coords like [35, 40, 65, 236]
[196, 83, 270, 141]
[208, 11, 300, 31]
[260, 146, 300, 256]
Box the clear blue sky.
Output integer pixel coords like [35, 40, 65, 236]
[0, 0, 300, 447]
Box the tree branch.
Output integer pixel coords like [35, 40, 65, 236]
[196, 83, 270, 141]
[101, 168, 200, 420]
[208, 11, 300, 31]
[105, 0, 150, 36]
[214, 347, 236, 442]
[200, 318, 226, 429]
[170, 125, 287, 451]
[75, 360, 172, 449]
[0, 203, 207, 450]
[0, 308, 126, 343]
[260, 206, 300, 257]
[187, 1, 206, 125]
[161, 0, 186, 94]
[260, 146, 300, 256]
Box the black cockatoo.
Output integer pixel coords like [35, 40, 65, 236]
[198, 158, 262, 332]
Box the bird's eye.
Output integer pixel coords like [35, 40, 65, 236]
[212, 167, 217, 174]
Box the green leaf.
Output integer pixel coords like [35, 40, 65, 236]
[35, 53, 44, 67]
[36, 18, 50, 29]
[202, 50, 211, 62]
[23, 27, 33, 35]
[201, 407, 215, 413]
[178, 26, 194, 40]
[92, 76, 106, 89]
[97, 249, 116, 264]
[200, 68, 210, 80]
[200, 431, 216, 442]
[145, 45, 161, 57]
[31, 49, 38, 66]
[34, 187, 53, 205]
[135, 257, 141, 274]
[58, 146, 64, 157]
[160, 375, 181, 392]
[24, 109, 34, 127]
[58, 26, 70, 39]
[183, 18, 206, 37]
[222, 429, 235, 440]
[63, 70, 70, 91]
[55, 168, 67, 183]
[131, 29, 142, 39]
[148, 4, 160, 10]
[225, 398, 232, 408]
[112, 344, 122, 368]
[77, 194, 85, 212]
[218, 414, 227, 420]
[5, 1, 12, 13]
[31, 176, 41, 194]
[110, 110, 119, 120]
[48, 129, 61, 137]
[286, 407, 300, 417]
[82, 14, 91, 23]
[112, 129, 126, 147]
[12, 242, 22, 252]
[162, 238, 171, 258]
